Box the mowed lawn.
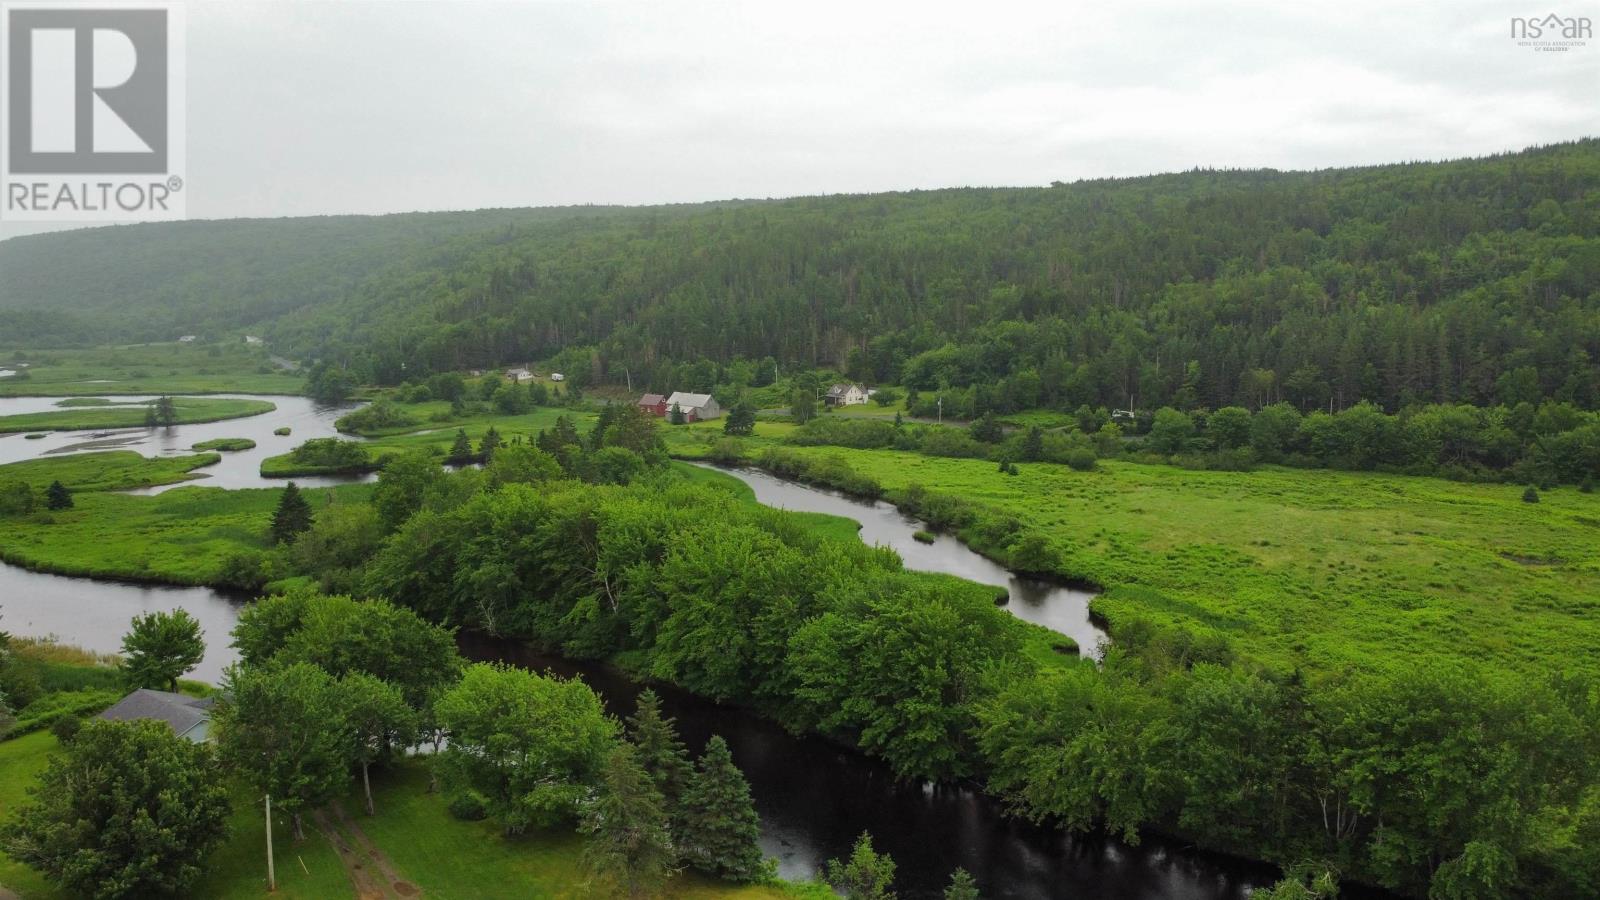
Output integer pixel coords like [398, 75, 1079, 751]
[692, 442, 1600, 680]
[0, 735, 815, 900]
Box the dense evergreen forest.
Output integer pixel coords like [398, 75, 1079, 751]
[3, 140, 1598, 414]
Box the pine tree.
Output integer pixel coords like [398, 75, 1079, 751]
[825, 832, 896, 900]
[678, 735, 765, 881]
[670, 403, 686, 425]
[944, 868, 979, 900]
[44, 480, 73, 510]
[448, 428, 474, 464]
[1022, 426, 1044, 462]
[270, 482, 313, 544]
[479, 425, 502, 459]
[582, 744, 676, 899]
[724, 402, 756, 436]
[627, 689, 693, 810]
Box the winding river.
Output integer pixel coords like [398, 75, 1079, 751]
[691, 463, 1108, 657]
[0, 396, 1284, 898]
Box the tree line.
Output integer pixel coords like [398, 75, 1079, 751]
[4, 142, 1597, 421]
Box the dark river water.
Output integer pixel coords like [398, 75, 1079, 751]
[0, 398, 1287, 898]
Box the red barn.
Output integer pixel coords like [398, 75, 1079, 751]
[638, 393, 668, 417]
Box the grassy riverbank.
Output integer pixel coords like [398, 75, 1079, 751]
[0, 483, 372, 586]
[259, 404, 594, 476]
[0, 344, 303, 397]
[0, 397, 275, 433]
[0, 450, 221, 492]
[669, 423, 1600, 680]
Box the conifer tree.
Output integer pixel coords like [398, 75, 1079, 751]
[826, 832, 896, 900]
[678, 735, 765, 881]
[944, 868, 979, 900]
[582, 743, 676, 898]
[479, 425, 502, 459]
[44, 479, 72, 510]
[270, 481, 313, 544]
[627, 689, 693, 811]
[448, 428, 474, 464]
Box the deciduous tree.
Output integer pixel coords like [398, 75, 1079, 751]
[0, 720, 230, 900]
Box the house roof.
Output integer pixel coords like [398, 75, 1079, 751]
[666, 392, 714, 408]
[98, 689, 214, 740]
[827, 383, 863, 397]
[639, 393, 666, 405]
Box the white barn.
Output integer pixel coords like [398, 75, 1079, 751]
[665, 391, 722, 421]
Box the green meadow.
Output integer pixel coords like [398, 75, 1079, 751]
[680, 433, 1600, 681]
[0, 451, 274, 584]
[0, 397, 275, 433]
[0, 450, 220, 493]
[0, 343, 304, 397]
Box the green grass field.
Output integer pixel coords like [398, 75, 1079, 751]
[691, 442, 1600, 680]
[0, 450, 220, 493]
[0, 397, 275, 433]
[0, 732, 67, 899]
[0, 344, 304, 397]
[0, 484, 372, 585]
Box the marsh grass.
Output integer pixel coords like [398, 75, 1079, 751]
[0, 397, 275, 433]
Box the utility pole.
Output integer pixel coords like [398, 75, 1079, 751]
[937, 395, 943, 425]
[265, 794, 276, 892]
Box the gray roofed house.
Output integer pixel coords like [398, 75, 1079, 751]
[825, 383, 868, 406]
[665, 391, 722, 421]
[98, 689, 215, 743]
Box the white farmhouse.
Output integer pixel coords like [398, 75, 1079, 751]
[665, 391, 722, 421]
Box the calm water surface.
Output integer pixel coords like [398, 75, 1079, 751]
[0, 393, 373, 492]
[692, 462, 1108, 657]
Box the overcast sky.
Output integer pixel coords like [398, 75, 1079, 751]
[2, 0, 1597, 242]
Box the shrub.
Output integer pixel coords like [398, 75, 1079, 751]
[1522, 486, 1540, 503]
[289, 438, 370, 470]
[1065, 448, 1097, 471]
[920, 427, 991, 459]
[335, 398, 416, 433]
[789, 417, 898, 450]
[217, 549, 272, 591]
[49, 714, 83, 743]
[448, 791, 488, 821]
[708, 437, 746, 465]
[912, 530, 935, 544]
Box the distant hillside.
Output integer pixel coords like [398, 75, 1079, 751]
[3, 140, 1598, 412]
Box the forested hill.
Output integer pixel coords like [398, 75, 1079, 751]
[3, 139, 1598, 412]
